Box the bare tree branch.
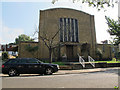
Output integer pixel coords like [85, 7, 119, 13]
[39, 35, 49, 48]
[33, 26, 39, 37]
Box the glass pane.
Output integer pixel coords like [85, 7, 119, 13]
[59, 18, 78, 42]
[27, 59, 39, 63]
[60, 18, 63, 42]
[7, 60, 18, 64]
[71, 18, 74, 42]
[64, 18, 67, 42]
[18, 59, 27, 64]
[68, 18, 70, 41]
[75, 19, 79, 42]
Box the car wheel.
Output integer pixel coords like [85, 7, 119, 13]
[45, 68, 53, 75]
[8, 68, 17, 77]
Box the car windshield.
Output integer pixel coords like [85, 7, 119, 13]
[7, 59, 18, 64]
[34, 59, 43, 63]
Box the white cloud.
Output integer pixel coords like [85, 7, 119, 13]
[1, 24, 24, 44]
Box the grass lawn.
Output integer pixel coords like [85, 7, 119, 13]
[52, 62, 65, 65]
[42, 61, 65, 65]
[94, 61, 120, 63]
[42, 58, 120, 65]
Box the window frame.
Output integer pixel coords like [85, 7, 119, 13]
[59, 18, 79, 42]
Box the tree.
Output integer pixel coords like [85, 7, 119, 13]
[34, 27, 61, 63]
[15, 34, 34, 44]
[52, 0, 118, 10]
[2, 52, 9, 61]
[105, 16, 120, 45]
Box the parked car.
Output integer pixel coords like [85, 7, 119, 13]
[2, 58, 59, 76]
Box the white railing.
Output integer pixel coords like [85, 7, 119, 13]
[88, 56, 95, 67]
[78, 54, 85, 68]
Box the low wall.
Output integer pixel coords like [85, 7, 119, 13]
[59, 62, 120, 70]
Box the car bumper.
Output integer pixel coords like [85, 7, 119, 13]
[2, 68, 9, 74]
[53, 67, 59, 73]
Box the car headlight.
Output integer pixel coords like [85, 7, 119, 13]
[57, 65, 60, 69]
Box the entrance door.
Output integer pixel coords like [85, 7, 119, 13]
[66, 45, 73, 60]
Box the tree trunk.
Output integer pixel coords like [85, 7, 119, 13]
[49, 48, 53, 63]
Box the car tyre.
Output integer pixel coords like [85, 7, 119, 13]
[45, 68, 53, 75]
[8, 68, 17, 77]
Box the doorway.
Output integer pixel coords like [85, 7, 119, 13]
[66, 45, 74, 60]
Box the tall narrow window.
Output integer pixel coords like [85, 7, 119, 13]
[60, 18, 63, 42]
[64, 18, 67, 42]
[75, 19, 78, 42]
[68, 18, 70, 41]
[59, 18, 79, 42]
[71, 19, 74, 42]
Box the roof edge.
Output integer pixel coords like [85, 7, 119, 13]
[40, 8, 92, 16]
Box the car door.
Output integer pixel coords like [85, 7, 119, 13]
[26, 58, 42, 74]
[17, 59, 28, 74]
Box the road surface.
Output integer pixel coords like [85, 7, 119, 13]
[2, 68, 119, 88]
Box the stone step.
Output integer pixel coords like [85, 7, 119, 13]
[84, 63, 94, 69]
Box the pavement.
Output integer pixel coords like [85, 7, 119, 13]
[54, 67, 119, 75]
[0, 67, 119, 76]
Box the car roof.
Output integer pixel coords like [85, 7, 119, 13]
[8, 58, 38, 61]
[9, 58, 35, 59]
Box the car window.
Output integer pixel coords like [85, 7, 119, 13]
[18, 59, 27, 64]
[27, 59, 39, 64]
[7, 60, 18, 64]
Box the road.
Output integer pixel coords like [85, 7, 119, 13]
[2, 68, 119, 88]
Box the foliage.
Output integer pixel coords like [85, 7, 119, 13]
[112, 58, 116, 61]
[2, 52, 9, 60]
[25, 45, 38, 52]
[52, 62, 65, 65]
[96, 48, 103, 60]
[52, 0, 118, 10]
[8, 43, 16, 45]
[105, 16, 120, 45]
[114, 52, 120, 59]
[114, 86, 119, 89]
[15, 34, 34, 44]
[43, 61, 65, 65]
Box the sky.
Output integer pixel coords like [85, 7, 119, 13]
[0, 0, 119, 44]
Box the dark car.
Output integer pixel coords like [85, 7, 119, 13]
[2, 58, 59, 76]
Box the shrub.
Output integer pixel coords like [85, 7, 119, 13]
[115, 52, 120, 59]
[25, 45, 38, 52]
[96, 48, 103, 60]
[2, 52, 9, 60]
[112, 58, 116, 61]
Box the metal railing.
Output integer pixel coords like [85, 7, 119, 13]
[88, 56, 95, 67]
[77, 54, 85, 68]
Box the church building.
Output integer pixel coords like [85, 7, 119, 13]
[18, 8, 118, 62]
